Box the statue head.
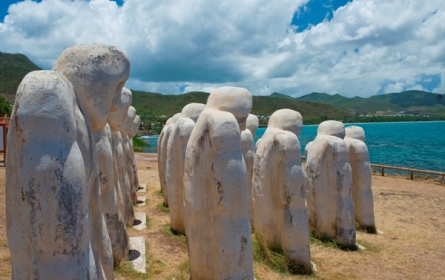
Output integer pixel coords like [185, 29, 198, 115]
[345, 126, 365, 142]
[246, 114, 259, 137]
[181, 103, 206, 123]
[108, 87, 132, 132]
[268, 109, 303, 136]
[166, 113, 182, 126]
[53, 43, 130, 131]
[317, 120, 345, 139]
[121, 106, 136, 137]
[129, 115, 141, 138]
[206, 86, 252, 131]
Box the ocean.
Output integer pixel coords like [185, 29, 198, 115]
[141, 121, 445, 172]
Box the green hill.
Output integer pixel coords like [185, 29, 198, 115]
[132, 90, 350, 125]
[0, 52, 41, 103]
[296, 91, 445, 116]
[269, 92, 294, 99]
[1, 51, 444, 122]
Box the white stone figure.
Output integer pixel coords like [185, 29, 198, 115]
[157, 113, 181, 206]
[305, 120, 356, 249]
[53, 44, 129, 279]
[121, 106, 137, 204]
[246, 113, 259, 138]
[108, 90, 134, 228]
[7, 71, 101, 279]
[166, 103, 205, 235]
[252, 109, 312, 273]
[243, 114, 260, 228]
[7, 44, 130, 280]
[184, 86, 254, 280]
[344, 126, 376, 233]
[129, 115, 141, 198]
[241, 128, 255, 228]
[94, 123, 129, 266]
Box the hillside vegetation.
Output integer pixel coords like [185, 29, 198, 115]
[1, 51, 444, 123]
[0, 52, 41, 103]
[295, 91, 445, 116]
[132, 90, 350, 125]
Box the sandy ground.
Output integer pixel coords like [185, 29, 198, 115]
[1, 153, 445, 279]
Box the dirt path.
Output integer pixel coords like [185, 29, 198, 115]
[1, 153, 444, 279]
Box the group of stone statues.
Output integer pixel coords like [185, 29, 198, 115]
[5, 43, 377, 279]
[305, 121, 376, 250]
[6, 44, 141, 279]
[159, 88, 377, 278]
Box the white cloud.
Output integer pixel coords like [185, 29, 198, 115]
[1, 0, 445, 97]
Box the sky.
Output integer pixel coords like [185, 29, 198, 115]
[0, 0, 444, 98]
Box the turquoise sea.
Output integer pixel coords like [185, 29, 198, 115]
[141, 121, 445, 172]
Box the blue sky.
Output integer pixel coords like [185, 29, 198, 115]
[0, 0, 444, 97]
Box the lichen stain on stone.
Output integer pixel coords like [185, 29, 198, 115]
[53, 165, 82, 255]
[213, 172, 224, 203]
[238, 235, 248, 265]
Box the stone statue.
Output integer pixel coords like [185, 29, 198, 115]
[166, 103, 205, 235]
[252, 109, 312, 273]
[246, 113, 259, 138]
[108, 89, 134, 228]
[244, 113, 259, 227]
[184, 86, 254, 279]
[157, 113, 181, 206]
[241, 127, 255, 228]
[305, 120, 356, 249]
[94, 122, 129, 266]
[344, 126, 376, 233]
[54, 43, 130, 278]
[129, 115, 141, 198]
[7, 43, 130, 279]
[121, 106, 137, 203]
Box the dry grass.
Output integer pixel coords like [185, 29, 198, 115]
[1, 153, 445, 279]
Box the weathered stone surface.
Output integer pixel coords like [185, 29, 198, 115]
[184, 86, 254, 280]
[252, 109, 311, 273]
[305, 120, 356, 249]
[109, 99, 135, 228]
[247, 114, 259, 138]
[244, 114, 259, 228]
[129, 115, 141, 203]
[7, 70, 102, 279]
[94, 123, 129, 266]
[241, 128, 255, 228]
[121, 106, 137, 204]
[166, 103, 205, 235]
[53, 43, 130, 279]
[157, 113, 181, 206]
[7, 43, 130, 279]
[345, 126, 376, 232]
